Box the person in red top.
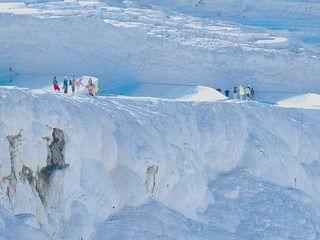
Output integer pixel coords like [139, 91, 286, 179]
[53, 76, 60, 91]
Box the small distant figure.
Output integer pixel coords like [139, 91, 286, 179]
[53, 76, 60, 91]
[69, 75, 76, 95]
[246, 86, 251, 100]
[87, 78, 95, 96]
[9, 67, 14, 83]
[233, 84, 238, 99]
[224, 89, 230, 97]
[216, 88, 221, 93]
[63, 77, 68, 94]
[239, 84, 245, 100]
[76, 78, 83, 94]
[250, 87, 254, 101]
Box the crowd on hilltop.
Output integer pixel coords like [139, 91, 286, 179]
[232, 84, 254, 101]
[216, 84, 254, 101]
[51, 74, 254, 100]
[52, 76, 97, 96]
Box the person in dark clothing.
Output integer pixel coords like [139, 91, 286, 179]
[69, 75, 76, 95]
[233, 84, 238, 99]
[250, 87, 254, 101]
[63, 77, 68, 94]
[246, 86, 251, 100]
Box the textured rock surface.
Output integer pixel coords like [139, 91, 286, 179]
[47, 128, 67, 169]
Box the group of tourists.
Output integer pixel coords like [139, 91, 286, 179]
[52, 76, 97, 96]
[232, 83, 254, 101]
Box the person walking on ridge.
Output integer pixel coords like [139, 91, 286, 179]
[63, 77, 68, 94]
[87, 78, 95, 96]
[76, 78, 83, 94]
[250, 87, 254, 101]
[69, 75, 76, 95]
[53, 76, 60, 91]
[239, 84, 245, 100]
[246, 85, 251, 100]
[233, 84, 238, 99]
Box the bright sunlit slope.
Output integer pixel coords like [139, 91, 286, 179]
[1, 0, 320, 239]
[278, 93, 320, 109]
[0, 87, 320, 239]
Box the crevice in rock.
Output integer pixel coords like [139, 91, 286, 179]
[4, 130, 24, 206]
[6, 130, 24, 181]
[145, 164, 158, 197]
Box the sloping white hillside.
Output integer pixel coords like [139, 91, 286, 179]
[0, 0, 320, 239]
[278, 93, 320, 109]
[0, 87, 320, 239]
[94, 170, 320, 240]
[0, 205, 49, 240]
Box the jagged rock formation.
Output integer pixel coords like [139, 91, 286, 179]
[5, 131, 24, 208]
[47, 128, 68, 169]
[36, 128, 69, 203]
[6, 131, 24, 181]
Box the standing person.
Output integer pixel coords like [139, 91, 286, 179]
[70, 75, 76, 95]
[87, 78, 95, 96]
[76, 78, 83, 94]
[246, 86, 251, 100]
[63, 77, 68, 94]
[239, 84, 244, 100]
[53, 76, 60, 91]
[250, 87, 254, 101]
[233, 84, 238, 99]
[9, 67, 14, 83]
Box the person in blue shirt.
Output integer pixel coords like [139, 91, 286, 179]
[63, 77, 68, 94]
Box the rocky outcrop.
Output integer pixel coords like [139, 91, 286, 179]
[6, 130, 24, 181]
[47, 128, 68, 169]
[36, 128, 69, 203]
[4, 128, 69, 204]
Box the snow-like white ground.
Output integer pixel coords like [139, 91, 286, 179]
[132, 0, 320, 46]
[0, 205, 50, 240]
[108, 83, 228, 101]
[0, 87, 320, 239]
[0, 73, 228, 101]
[1, 0, 320, 239]
[278, 93, 320, 109]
